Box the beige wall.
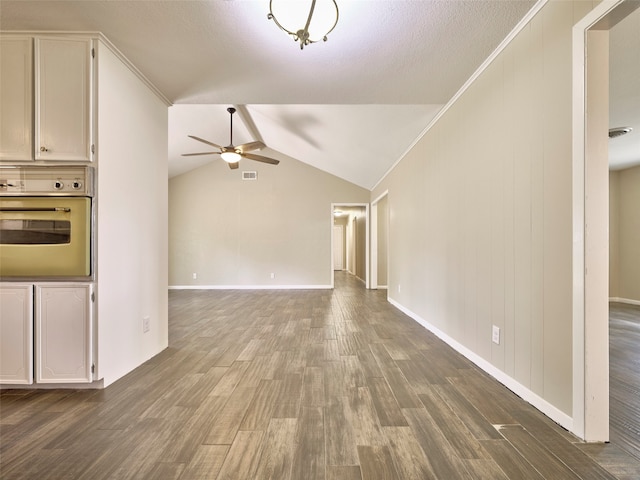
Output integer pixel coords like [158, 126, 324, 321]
[610, 171, 620, 296]
[610, 165, 640, 302]
[169, 153, 369, 287]
[371, 0, 596, 417]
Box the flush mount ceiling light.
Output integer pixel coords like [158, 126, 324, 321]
[268, 0, 339, 50]
[609, 126, 633, 139]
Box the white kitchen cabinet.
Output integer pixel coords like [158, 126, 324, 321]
[35, 38, 93, 162]
[0, 35, 93, 162]
[35, 284, 92, 383]
[0, 36, 33, 161]
[0, 284, 34, 384]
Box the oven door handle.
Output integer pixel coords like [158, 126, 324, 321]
[0, 207, 71, 212]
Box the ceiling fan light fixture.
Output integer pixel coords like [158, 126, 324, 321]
[221, 150, 241, 163]
[268, 0, 339, 50]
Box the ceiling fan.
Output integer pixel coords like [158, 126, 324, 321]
[182, 107, 280, 169]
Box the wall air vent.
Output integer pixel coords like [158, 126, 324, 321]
[242, 171, 258, 181]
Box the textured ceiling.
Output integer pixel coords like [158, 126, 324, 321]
[1, 0, 637, 186]
[0, 0, 535, 104]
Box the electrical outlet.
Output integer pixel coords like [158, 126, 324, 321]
[398, 284, 401, 293]
[143, 316, 150, 333]
[492, 325, 500, 345]
[270, 273, 275, 279]
[192, 272, 197, 280]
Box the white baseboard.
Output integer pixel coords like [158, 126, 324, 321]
[169, 284, 332, 290]
[609, 297, 640, 306]
[387, 296, 574, 434]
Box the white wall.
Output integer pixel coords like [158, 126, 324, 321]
[96, 42, 168, 386]
[169, 151, 369, 288]
[371, 0, 595, 425]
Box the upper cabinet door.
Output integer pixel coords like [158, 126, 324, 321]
[35, 38, 93, 162]
[0, 37, 33, 161]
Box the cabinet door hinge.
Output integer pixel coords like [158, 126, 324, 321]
[91, 292, 95, 302]
[91, 364, 95, 374]
[91, 144, 95, 155]
[91, 48, 95, 59]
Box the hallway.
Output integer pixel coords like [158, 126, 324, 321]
[1, 273, 640, 479]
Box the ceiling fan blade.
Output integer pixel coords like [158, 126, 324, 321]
[237, 141, 266, 153]
[228, 162, 240, 170]
[188, 135, 223, 149]
[181, 151, 220, 157]
[242, 152, 280, 165]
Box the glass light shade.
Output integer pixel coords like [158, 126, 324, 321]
[221, 151, 241, 163]
[269, 0, 339, 46]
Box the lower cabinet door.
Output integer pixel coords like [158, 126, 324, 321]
[0, 284, 33, 384]
[35, 284, 92, 383]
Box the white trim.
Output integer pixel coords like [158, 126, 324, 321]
[609, 297, 640, 306]
[169, 285, 332, 290]
[371, 0, 549, 191]
[388, 296, 574, 432]
[370, 202, 378, 290]
[571, 7, 588, 443]
[572, 0, 625, 443]
[371, 189, 389, 206]
[370, 190, 389, 291]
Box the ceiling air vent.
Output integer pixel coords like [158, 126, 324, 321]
[242, 171, 258, 181]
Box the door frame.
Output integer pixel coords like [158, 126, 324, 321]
[332, 224, 344, 271]
[370, 190, 389, 290]
[572, 0, 640, 441]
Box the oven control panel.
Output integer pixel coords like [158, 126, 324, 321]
[0, 166, 93, 196]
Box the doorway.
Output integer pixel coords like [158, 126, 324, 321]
[574, 0, 640, 442]
[331, 203, 369, 288]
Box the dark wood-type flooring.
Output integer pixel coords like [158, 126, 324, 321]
[610, 302, 640, 464]
[2, 273, 640, 479]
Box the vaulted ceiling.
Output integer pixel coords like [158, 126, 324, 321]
[2, 0, 638, 188]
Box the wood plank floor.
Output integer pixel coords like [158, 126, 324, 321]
[610, 302, 640, 463]
[2, 272, 640, 479]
